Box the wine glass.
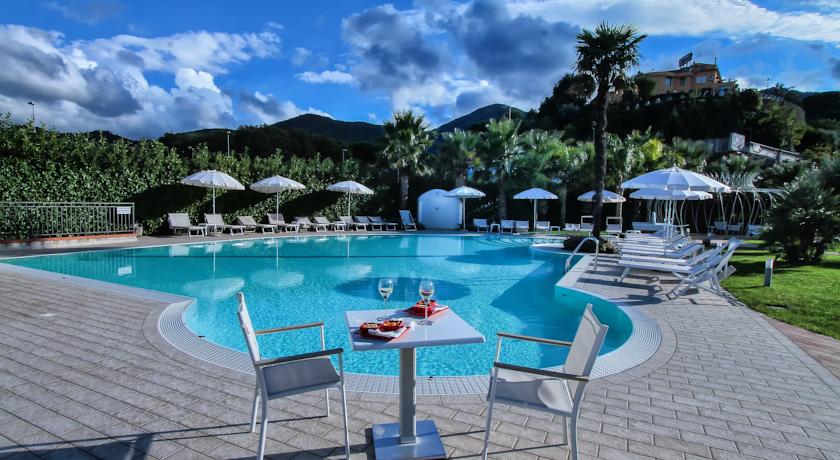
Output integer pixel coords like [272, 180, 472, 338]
[376, 278, 394, 320]
[418, 279, 435, 325]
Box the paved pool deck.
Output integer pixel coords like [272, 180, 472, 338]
[1, 235, 839, 459]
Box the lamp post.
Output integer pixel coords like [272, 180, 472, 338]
[591, 120, 596, 143]
[226, 130, 231, 155]
[28, 101, 35, 133]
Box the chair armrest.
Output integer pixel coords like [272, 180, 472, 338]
[255, 321, 324, 336]
[255, 348, 343, 367]
[493, 362, 589, 382]
[497, 332, 572, 347]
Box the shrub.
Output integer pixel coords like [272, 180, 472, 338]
[762, 172, 840, 264]
[562, 235, 616, 254]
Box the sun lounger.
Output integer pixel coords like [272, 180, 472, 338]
[168, 213, 207, 237]
[620, 241, 704, 259]
[564, 223, 580, 232]
[514, 220, 530, 234]
[313, 216, 343, 231]
[399, 210, 417, 231]
[473, 218, 490, 232]
[580, 215, 594, 233]
[358, 216, 381, 231]
[341, 216, 367, 231]
[370, 216, 397, 231]
[237, 216, 277, 234]
[672, 240, 742, 297]
[500, 220, 515, 233]
[204, 214, 246, 235]
[266, 213, 300, 232]
[301, 217, 329, 232]
[534, 221, 550, 233]
[293, 216, 318, 232]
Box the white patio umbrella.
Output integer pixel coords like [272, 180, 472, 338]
[181, 170, 245, 215]
[576, 190, 626, 203]
[621, 166, 729, 236]
[514, 187, 558, 230]
[327, 180, 374, 216]
[629, 189, 713, 201]
[446, 186, 486, 231]
[250, 175, 306, 216]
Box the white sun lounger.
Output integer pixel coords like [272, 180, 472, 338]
[399, 210, 417, 231]
[341, 216, 367, 231]
[167, 213, 207, 237]
[266, 213, 300, 232]
[313, 216, 344, 231]
[473, 218, 490, 232]
[500, 220, 515, 233]
[514, 220, 530, 234]
[237, 216, 277, 234]
[672, 240, 742, 296]
[370, 216, 397, 231]
[204, 214, 246, 235]
[535, 220, 551, 233]
[358, 216, 381, 231]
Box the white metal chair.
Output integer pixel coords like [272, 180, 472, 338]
[579, 215, 594, 233]
[399, 210, 417, 231]
[605, 217, 623, 236]
[237, 293, 350, 460]
[266, 213, 300, 232]
[473, 218, 490, 232]
[713, 221, 727, 235]
[482, 304, 608, 460]
[514, 220, 530, 234]
[167, 213, 207, 237]
[535, 220, 550, 233]
[237, 216, 276, 234]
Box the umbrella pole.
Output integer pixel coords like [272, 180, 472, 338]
[462, 198, 466, 231]
[275, 193, 279, 216]
[533, 200, 537, 232]
[347, 193, 350, 217]
[212, 188, 216, 215]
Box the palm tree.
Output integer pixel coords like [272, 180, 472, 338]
[575, 22, 647, 237]
[523, 130, 586, 225]
[437, 128, 482, 187]
[481, 118, 523, 220]
[383, 110, 434, 209]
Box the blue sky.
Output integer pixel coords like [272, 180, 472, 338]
[1, 0, 838, 138]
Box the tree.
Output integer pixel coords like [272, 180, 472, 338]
[383, 110, 434, 209]
[633, 75, 656, 100]
[481, 118, 523, 220]
[575, 22, 647, 237]
[437, 128, 482, 187]
[522, 131, 587, 225]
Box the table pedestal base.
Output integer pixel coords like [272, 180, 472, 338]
[372, 420, 446, 460]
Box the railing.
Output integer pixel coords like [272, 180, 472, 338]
[566, 236, 600, 273]
[0, 202, 135, 240]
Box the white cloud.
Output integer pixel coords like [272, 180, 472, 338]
[175, 68, 220, 93]
[296, 70, 355, 84]
[291, 47, 312, 66]
[239, 91, 332, 124]
[0, 25, 291, 138]
[367, 112, 378, 121]
[507, 0, 840, 43]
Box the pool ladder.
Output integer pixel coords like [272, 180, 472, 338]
[565, 236, 599, 273]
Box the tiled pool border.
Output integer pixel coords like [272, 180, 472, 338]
[0, 233, 661, 395]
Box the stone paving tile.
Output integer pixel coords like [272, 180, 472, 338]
[2, 254, 840, 459]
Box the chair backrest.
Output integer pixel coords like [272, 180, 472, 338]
[580, 215, 594, 231]
[714, 239, 741, 272]
[355, 216, 370, 223]
[296, 216, 312, 224]
[267, 213, 284, 225]
[370, 216, 385, 223]
[606, 217, 622, 230]
[314, 216, 330, 225]
[399, 210, 414, 224]
[205, 213, 224, 225]
[515, 220, 529, 228]
[536, 220, 549, 227]
[237, 215, 256, 226]
[565, 304, 609, 401]
[500, 219, 514, 228]
[474, 218, 488, 226]
[236, 293, 262, 365]
[714, 221, 727, 231]
[340, 215, 353, 224]
[168, 213, 191, 228]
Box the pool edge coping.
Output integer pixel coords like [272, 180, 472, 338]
[0, 234, 661, 395]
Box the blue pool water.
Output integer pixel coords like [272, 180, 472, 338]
[2, 235, 633, 376]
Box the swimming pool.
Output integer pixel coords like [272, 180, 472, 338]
[2, 234, 634, 376]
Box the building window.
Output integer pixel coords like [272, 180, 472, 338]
[696, 75, 707, 84]
[680, 77, 686, 86]
[665, 77, 672, 86]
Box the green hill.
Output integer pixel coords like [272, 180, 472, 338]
[437, 104, 524, 132]
[274, 114, 384, 143]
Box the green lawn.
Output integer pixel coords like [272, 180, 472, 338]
[722, 248, 840, 340]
